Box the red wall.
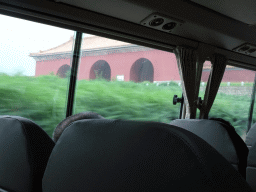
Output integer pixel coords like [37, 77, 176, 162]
[35, 50, 256, 83]
[35, 49, 180, 82]
[202, 69, 255, 82]
[35, 58, 72, 76]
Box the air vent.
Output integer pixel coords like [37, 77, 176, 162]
[140, 13, 184, 34]
[233, 43, 256, 55]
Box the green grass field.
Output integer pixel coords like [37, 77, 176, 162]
[0, 73, 254, 137]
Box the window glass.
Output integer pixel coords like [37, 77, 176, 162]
[249, 76, 256, 130]
[209, 65, 256, 139]
[199, 61, 211, 97]
[196, 61, 211, 118]
[0, 14, 75, 136]
[73, 34, 182, 123]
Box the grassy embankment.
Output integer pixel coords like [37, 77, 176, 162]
[0, 73, 253, 137]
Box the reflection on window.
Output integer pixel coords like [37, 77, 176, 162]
[0, 14, 74, 136]
[73, 35, 182, 122]
[209, 65, 256, 139]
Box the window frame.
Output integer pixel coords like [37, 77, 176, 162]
[1, 2, 256, 123]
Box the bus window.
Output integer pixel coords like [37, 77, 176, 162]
[72, 34, 182, 123]
[199, 61, 211, 97]
[249, 75, 256, 131]
[0, 14, 75, 136]
[207, 65, 256, 139]
[196, 61, 211, 118]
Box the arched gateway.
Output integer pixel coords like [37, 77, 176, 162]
[89, 60, 111, 80]
[57, 64, 71, 78]
[130, 58, 154, 82]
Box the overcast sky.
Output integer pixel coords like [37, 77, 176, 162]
[0, 14, 92, 76]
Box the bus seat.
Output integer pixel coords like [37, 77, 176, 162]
[247, 140, 256, 191]
[43, 119, 253, 192]
[0, 116, 55, 192]
[170, 119, 248, 178]
[246, 123, 256, 191]
[245, 123, 256, 149]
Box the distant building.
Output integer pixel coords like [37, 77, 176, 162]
[201, 62, 255, 83]
[30, 36, 179, 83]
[30, 36, 255, 83]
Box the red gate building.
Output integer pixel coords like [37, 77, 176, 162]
[30, 36, 255, 83]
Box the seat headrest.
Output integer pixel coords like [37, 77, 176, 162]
[43, 119, 253, 192]
[0, 116, 55, 192]
[169, 119, 244, 163]
[246, 123, 256, 148]
[248, 140, 256, 167]
[53, 112, 104, 142]
[247, 123, 256, 167]
[170, 119, 248, 178]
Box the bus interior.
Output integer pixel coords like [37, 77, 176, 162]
[1, 0, 256, 191]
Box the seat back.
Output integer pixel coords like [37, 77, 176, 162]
[246, 123, 256, 191]
[245, 123, 256, 149]
[0, 116, 55, 192]
[43, 119, 253, 192]
[170, 119, 248, 178]
[247, 140, 256, 191]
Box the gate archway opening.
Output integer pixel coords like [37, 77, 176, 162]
[130, 58, 154, 82]
[57, 64, 71, 78]
[89, 60, 111, 80]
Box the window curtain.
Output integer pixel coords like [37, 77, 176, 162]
[199, 54, 227, 119]
[193, 57, 205, 112]
[175, 46, 197, 119]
